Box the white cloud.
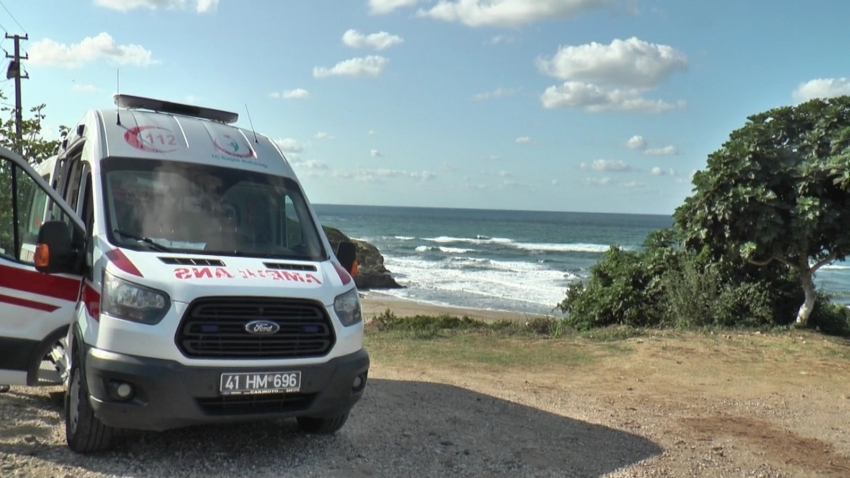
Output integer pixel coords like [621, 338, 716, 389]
[30, 32, 157, 68]
[72, 84, 97, 93]
[669, 168, 677, 176]
[417, 0, 614, 27]
[315, 132, 334, 140]
[270, 88, 309, 100]
[627, 135, 646, 150]
[301, 160, 328, 169]
[676, 169, 698, 184]
[536, 37, 688, 88]
[580, 159, 631, 171]
[516, 136, 532, 144]
[369, 0, 418, 14]
[792, 78, 850, 103]
[314, 56, 389, 78]
[585, 177, 612, 186]
[371, 149, 384, 157]
[644, 145, 679, 156]
[368, 129, 377, 135]
[443, 162, 459, 171]
[490, 35, 516, 45]
[343, 29, 404, 50]
[623, 181, 644, 188]
[350, 168, 436, 182]
[195, 0, 218, 12]
[541, 81, 685, 113]
[551, 179, 558, 186]
[651, 166, 665, 176]
[274, 138, 304, 153]
[95, 0, 217, 13]
[184, 95, 200, 104]
[330, 170, 354, 179]
[497, 170, 512, 177]
[473, 87, 520, 101]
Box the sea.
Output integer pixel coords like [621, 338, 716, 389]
[313, 205, 850, 316]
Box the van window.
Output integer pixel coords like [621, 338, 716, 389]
[101, 158, 327, 261]
[0, 158, 81, 264]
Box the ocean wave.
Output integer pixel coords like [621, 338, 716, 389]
[393, 236, 416, 241]
[385, 255, 577, 310]
[422, 235, 622, 254]
[414, 245, 475, 254]
[423, 235, 514, 245]
[513, 242, 616, 253]
[822, 264, 850, 271]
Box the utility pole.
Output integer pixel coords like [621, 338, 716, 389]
[5, 34, 27, 283]
[5, 33, 28, 153]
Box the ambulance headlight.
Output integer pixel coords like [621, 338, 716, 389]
[333, 288, 363, 327]
[101, 271, 170, 325]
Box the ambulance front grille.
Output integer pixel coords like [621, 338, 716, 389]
[175, 297, 335, 359]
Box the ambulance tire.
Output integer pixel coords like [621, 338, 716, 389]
[296, 412, 350, 434]
[65, 350, 114, 454]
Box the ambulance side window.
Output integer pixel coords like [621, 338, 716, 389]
[81, 171, 94, 280]
[64, 159, 83, 211]
[0, 158, 79, 265]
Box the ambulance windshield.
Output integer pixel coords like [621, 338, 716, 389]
[101, 158, 327, 261]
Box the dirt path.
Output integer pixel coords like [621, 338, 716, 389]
[1, 331, 849, 477]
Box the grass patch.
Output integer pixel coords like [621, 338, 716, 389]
[365, 310, 635, 370]
[370, 309, 572, 339]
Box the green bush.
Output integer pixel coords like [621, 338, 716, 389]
[557, 242, 680, 329]
[809, 295, 850, 336]
[556, 228, 838, 333]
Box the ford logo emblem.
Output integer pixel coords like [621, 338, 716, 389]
[245, 320, 280, 335]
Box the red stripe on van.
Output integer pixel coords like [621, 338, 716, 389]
[83, 282, 100, 321]
[0, 264, 79, 302]
[0, 293, 60, 312]
[104, 249, 143, 277]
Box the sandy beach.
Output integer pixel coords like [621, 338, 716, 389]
[360, 291, 556, 323]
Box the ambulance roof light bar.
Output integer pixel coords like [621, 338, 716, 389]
[113, 94, 239, 124]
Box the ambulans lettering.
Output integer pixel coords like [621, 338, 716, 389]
[172, 267, 321, 284]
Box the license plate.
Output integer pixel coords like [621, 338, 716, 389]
[219, 371, 301, 396]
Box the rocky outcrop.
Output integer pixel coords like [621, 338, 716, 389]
[323, 225, 403, 290]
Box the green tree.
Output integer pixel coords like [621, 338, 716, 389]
[0, 91, 66, 163]
[0, 94, 65, 254]
[674, 95, 850, 327]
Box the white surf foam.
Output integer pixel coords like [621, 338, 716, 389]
[383, 255, 579, 312]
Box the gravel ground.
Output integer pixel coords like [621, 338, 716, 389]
[2, 332, 850, 477]
[0, 379, 660, 478]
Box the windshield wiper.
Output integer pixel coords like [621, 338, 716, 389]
[113, 230, 172, 252]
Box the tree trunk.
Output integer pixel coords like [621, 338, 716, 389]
[795, 270, 817, 327]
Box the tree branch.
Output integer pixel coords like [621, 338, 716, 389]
[747, 256, 774, 266]
[810, 252, 839, 273]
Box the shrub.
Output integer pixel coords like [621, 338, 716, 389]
[557, 245, 669, 329]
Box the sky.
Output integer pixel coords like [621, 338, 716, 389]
[2, 0, 850, 215]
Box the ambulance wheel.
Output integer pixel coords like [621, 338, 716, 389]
[65, 351, 114, 453]
[296, 412, 350, 434]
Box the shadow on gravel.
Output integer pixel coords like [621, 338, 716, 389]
[0, 379, 662, 478]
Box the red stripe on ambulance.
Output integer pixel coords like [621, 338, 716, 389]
[0, 293, 60, 312]
[0, 264, 79, 302]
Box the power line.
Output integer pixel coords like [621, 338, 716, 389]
[0, 1, 24, 33]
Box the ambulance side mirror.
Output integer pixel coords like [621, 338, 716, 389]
[336, 241, 358, 276]
[35, 220, 79, 274]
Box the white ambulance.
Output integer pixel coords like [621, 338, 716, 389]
[0, 94, 369, 453]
